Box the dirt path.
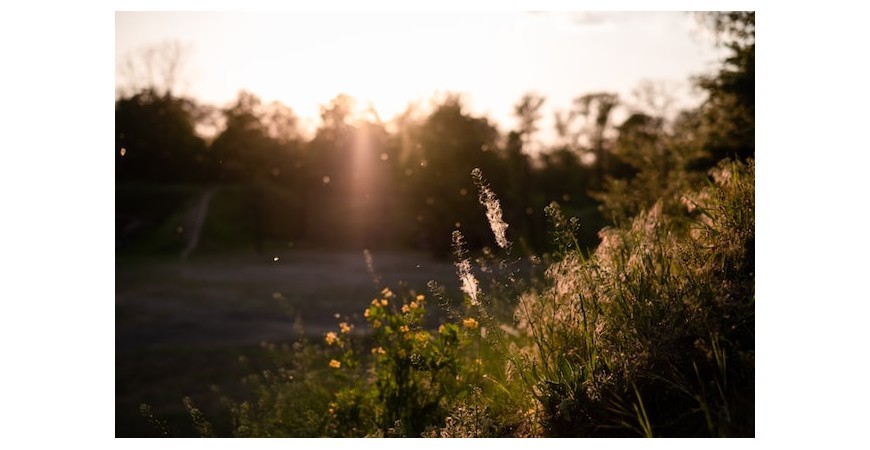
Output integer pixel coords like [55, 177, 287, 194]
[180, 187, 218, 259]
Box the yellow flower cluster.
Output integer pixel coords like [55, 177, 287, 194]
[401, 298, 422, 314]
[329, 359, 341, 369]
[463, 317, 479, 329]
[339, 322, 351, 334]
[371, 346, 386, 355]
[399, 325, 410, 333]
[325, 331, 338, 345]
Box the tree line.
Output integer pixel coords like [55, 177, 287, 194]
[115, 12, 754, 256]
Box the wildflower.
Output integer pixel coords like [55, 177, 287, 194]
[371, 298, 380, 306]
[402, 304, 410, 313]
[373, 319, 382, 329]
[329, 359, 341, 369]
[416, 294, 425, 302]
[399, 325, 410, 333]
[381, 287, 394, 298]
[325, 332, 338, 346]
[339, 322, 351, 334]
[371, 347, 386, 355]
[463, 317, 479, 329]
[380, 299, 389, 307]
[328, 408, 335, 415]
[415, 332, 430, 345]
[364, 308, 371, 318]
[438, 324, 446, 334]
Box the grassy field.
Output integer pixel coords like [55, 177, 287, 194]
[116, 160, 753, 437]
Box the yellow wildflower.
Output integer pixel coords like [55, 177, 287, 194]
[329, 359, 341, 369]
[371, 346, 386, 355]
[380, 299, 389, 306]
[399, 325, 410, 333]
[416, 294, 425, 302]
[463, 317, 479, 329]
[381, 288, 394, 298]
[339, 322, 351, 334]
[328, 408, 335, 415]
[415, 332, 430, 345]
[438, 324, 446, 334]
[371, 298, 379, 306]
[402, 304, 410, 313]
[325, 332, 338, 346]
[364, 308, 370, 318]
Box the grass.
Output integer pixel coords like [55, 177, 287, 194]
[125, 159, 754, 437]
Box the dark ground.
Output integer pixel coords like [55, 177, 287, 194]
[116, 248, 460, 437]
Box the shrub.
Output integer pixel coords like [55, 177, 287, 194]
[324, 288, 479, 437]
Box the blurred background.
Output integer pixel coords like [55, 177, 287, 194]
[115, 11, 753, 436]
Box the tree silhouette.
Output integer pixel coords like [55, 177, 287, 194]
[694, 12, 755, 166]
[115, 89, 207, 183]
[116, 40, 191, 98]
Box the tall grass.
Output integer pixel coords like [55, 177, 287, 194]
[511, 159, 754, 436]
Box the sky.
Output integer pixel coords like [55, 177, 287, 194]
[115, 11, 726, 141]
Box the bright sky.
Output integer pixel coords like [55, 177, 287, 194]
[115, 11, 724, 140]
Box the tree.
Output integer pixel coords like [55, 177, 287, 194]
[116, 40, 192, 98]
[115, 89, 207, 183]
[693, 12, 755, 166]
[408, 94, 504, 254]
[553, 92, 620, 190]
[206, 91, 307, 250]
[210, 91, 273, 182]
[591, 12, 755, 224]
[514, 93, 546, 151]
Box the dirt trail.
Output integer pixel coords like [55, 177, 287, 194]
[180, 187, 218, 259]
